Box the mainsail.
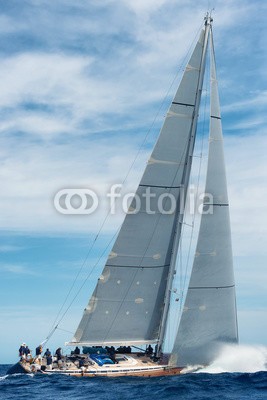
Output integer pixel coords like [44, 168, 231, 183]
[170, 28, 238, 366]
[69, 24, 211, 347]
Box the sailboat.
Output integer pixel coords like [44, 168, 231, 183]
[8, 14, 238, 377]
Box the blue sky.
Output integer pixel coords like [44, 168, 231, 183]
[0, 0, 267, 364]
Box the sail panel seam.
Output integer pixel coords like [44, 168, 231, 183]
[203, 203, 229, 206]
[139, 184, 182, 189]
[172, 101, 195, 107]
[188, 284, 235, 289]
[105, 264, 170, 269]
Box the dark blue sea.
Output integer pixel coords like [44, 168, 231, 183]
[1, 365, 267, 400]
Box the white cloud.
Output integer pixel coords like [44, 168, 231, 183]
[0, 131, 147, 233]
[0, 263, 37, 276]
[122, 0, 169, 15]
[222, 91, 267, 114]
[0, 51, 172, 142]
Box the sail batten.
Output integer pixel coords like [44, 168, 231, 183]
[71, 28, 209, 347]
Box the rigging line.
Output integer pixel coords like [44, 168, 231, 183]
[177, 208, 187, 315]
[54, 226, 121, 329]
[40, 325, 59, 347]
[169, 224, 185, 346]
[47, 25, 203, 337]
[48, 226, 106, 334]
[175, 204, 185, 308]
[180, 40, 210, 302]
[56, 327, 75, 335]
[41, 326, 74, 347]
[179, 224, 183, 310]
[50, 203, 117, 329]
[169, 207, 187, 339]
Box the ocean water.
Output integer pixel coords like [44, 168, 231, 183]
[1, 345, 267, 400]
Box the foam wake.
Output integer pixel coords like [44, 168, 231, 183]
[181, 344, 267, 374]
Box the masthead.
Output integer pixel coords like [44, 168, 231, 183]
[204, 11, 214, 26]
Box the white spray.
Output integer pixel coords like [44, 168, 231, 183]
[181, 344, 267, 374]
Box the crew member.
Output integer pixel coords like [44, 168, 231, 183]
[56, 347, 62, 360]
[35, 344, 43, 358]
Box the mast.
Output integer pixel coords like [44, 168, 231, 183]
[169, 21, 238, 367]
[156, 14, 212, 357]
